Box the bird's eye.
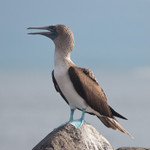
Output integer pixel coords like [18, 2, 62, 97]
[48, 26, 56, 32]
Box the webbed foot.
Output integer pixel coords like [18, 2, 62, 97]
[69, 118, 84, 128]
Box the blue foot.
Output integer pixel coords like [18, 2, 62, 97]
[69, 108, 85, 129]
[69, 118, 84, 129]
[54, 108, 86, 130]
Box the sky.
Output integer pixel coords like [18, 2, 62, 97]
[0, 0, 150, 150]
[0, 0, 150, 71]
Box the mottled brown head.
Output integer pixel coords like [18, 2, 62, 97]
[28, 24, 74, 52]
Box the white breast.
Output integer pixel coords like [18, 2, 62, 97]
[54, 56, 87, 110]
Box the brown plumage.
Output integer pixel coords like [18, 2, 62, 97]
[68, 66, 132, 137]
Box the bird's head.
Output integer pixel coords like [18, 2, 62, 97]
[28, 24, 74, 51]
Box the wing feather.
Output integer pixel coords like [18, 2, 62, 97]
[68, 67, 132, 137]
[68, 66, 113, 118]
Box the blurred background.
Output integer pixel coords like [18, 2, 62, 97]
[0, 0, 150, 149]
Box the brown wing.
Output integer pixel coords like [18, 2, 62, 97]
[52, 70, 69, 104]
[81, 68, 127, 119]
[81, 68, 99, 83]
[68, 67, 132, 137]
[68, 66, 113, 118]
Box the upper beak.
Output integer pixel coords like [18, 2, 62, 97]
[27, 26, 51, 36]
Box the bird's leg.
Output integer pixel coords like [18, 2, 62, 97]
[69, 108, 86, 129]
[69, 109, 75, 122]
[80, 108, 86, 121]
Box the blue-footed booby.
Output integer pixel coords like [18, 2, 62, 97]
[28, 24, 132, 137]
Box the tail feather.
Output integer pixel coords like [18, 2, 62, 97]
[98, 116, 133, 138]
[109, 106, 127, 120]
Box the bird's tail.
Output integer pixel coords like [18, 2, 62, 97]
[98, 116, 133, 138]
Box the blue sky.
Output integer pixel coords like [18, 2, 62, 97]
[0, 0, 150, 71]
[0, 1, 150, 150]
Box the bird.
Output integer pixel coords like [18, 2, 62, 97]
[28, 24, 132, 137]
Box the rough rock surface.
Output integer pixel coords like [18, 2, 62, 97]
[117, 147, 150, 150]
[32, 122, 114, 150]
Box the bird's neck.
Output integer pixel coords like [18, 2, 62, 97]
[54, 36, 75, 69]
[54, 47, 74, 68]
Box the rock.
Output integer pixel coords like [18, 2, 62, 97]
[117, 147, 150, 150]
[32, 122, 114, 150]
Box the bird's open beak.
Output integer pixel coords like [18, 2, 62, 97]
[27, 25, 58, 40]
[27, 26, 52, 36]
